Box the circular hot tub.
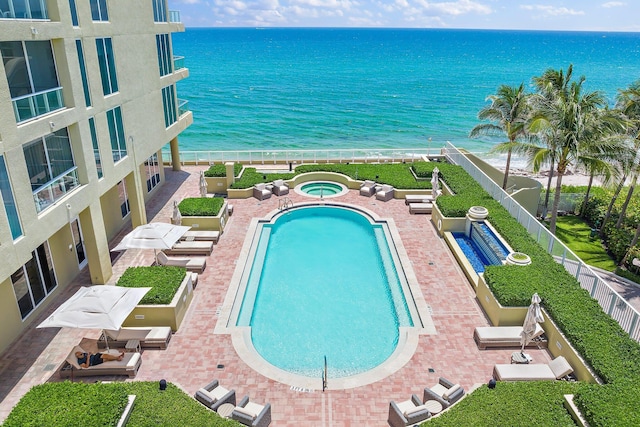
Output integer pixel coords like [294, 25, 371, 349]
[295, 181, 348, 198]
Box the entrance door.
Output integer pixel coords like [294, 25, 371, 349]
[70, 218, 87, 268]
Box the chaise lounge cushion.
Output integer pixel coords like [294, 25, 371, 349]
[157, 251, 206, 273]
[474, 324, 546, 349]
[62, 345, 141, 378]
[409, 203, 433, 214]
[100, 326, 172, 349]
[493, 356, 573, 381]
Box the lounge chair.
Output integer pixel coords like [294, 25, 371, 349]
[359, 180, 377, 197]
[404, 194, 433, 205]
[271, 179, 289, 196]
[473, 324, 546, 350]
[423, 377, 465, 409]
[98, 326, 172, 350]
[232, 395, 272, 427]
[409, 202, 433, 214]
[253, 183, 272, 200]
[181, 230, 220, 243]
[195, 379, 237, 411]
[163, 240, 213, 256]
[157, 251, 206, 273]
[376, 184, 395, 201]
[493, 356, 573, 381]
[388, 394, 431, 427]
[60, 345, 141, 378]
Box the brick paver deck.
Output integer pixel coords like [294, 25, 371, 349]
[0, 166, 552, 426]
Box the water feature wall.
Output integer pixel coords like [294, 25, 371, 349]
[468, 221, 510, 266]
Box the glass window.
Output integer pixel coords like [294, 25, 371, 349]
[0, 40, 58, 98]
[156, 34, 173, 77]
[145, 153, 160, 192]
[69, 0, 78, 26]
[106, 106, 126, 162]
[88, 117, 102, 178]
[117, 180, 129, 218]
[90, 0, 108, 21]
[11, 242, 57, 319]
[162, 85, 176, 128]
[152, 0, 166, 22]
[75, 40, 91, 107]
[0, 155, 23, 240]
[96, 38, 118, 96]
[24, 129, 75, 191]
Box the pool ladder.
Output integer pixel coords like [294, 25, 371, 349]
[322, 355, 328, 392]
[278, 197, 293, 211]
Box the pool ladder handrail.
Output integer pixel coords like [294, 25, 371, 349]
[322, 355, 328, 392]
[278, 197, 293, 211]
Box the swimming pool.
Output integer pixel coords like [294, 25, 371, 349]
[226, 204, 429, 388]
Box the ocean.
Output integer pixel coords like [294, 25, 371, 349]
[171, 28, 640, 164]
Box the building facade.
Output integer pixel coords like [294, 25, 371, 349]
[0, 0, 192, 353]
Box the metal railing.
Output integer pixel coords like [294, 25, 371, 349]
[165, 147, 433, 166]
[173, 56, 185, 71]
[13, 87, 64, 123]
[443, 142, 640, 342]
[33, 168, 80, 213]
[178, 99, 190, 116]
[169, 10, 180, 23]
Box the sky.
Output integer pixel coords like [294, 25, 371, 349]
[168, 0, 640, 31]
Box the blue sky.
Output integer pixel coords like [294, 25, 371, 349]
[168, 1, 639, 31]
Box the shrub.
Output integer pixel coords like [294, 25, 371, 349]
[116, 266, 186, 304]
[204, 163, 242, 177]
[178, 197, 225, 216]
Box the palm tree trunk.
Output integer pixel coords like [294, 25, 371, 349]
[580, 172, 595, 217]
[542, 158, 555, 219]
[621, 222, 640, 266]
[616, 175, 637, 228]
[549, 171, 564, 235]
[502, 148, 512, 190]
[600, 175, 626, 236]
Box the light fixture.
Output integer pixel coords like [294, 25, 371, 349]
[49, 121, 55, 129]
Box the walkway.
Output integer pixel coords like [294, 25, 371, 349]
[0, 166, 553, 426]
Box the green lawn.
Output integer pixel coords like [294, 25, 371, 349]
[552, 215, 618, 272]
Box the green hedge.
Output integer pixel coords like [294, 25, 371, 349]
[178, 197, 225, 216]
[116, 266, 186, 305]
[3, 381, 236, 427]
[204, 163, 243, 177]
[229, 168, 296, 189]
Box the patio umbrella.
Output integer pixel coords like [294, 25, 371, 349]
[199, 170, 207, 197]
[111, 222, 190, 263]
[37, 285, 151, 349]
[171, 200, 182, 225]
[431, 167, 440, 199]
[520, 293, 544, 354]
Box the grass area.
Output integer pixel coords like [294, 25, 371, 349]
[552, 215, 618, 272]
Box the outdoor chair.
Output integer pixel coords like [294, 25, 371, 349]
[423, 377, 465, 409]
[409, 202, 433, 214]
[232, 395, 272, 427]
[473, 324, 546, 350]
[359, 180, 377, 197]
[157, 251, 206, 273]
[271, 179, 289, 196]
[388, 394, 431, 427]
[195, 379, 237, 411]
[253, 183, 272, 200]
[493, 356, 573, 381]
[376, 184, 395, 201]
[60, 345, 141, 378]
[163, 240, 213, 256]
[404, 194, 433, 205]
[180, 230, 220, 243]
[98, 326, 172, 350]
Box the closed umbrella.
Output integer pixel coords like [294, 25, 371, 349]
[431, 166, 440, 198]
[111, 222, 190, 263]
[520, 293, 544, 354]
[199, 170, 207, 197]
[171, 200, 182, 225]
[37, 285, 151, 350]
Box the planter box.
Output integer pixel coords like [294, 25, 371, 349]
[180, 201, 230, 232]
[123, 272, 194, 331]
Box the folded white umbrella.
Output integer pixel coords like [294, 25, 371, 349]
[520, 293, 544, 353]
[199, 170, 208, 197]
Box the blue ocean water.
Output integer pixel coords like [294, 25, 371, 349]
[172, 28, 640, 158]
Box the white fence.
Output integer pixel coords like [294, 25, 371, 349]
[443, 142, 640, 342]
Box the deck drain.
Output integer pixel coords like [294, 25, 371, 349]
[290, 386, 315, 393]
[428, 368, 435, 373]
[217, 364, 224, 369]
[428, 262, 434, 265]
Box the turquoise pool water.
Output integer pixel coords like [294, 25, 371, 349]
[237, 206, 413, 379]
[300, 182, 343, 196]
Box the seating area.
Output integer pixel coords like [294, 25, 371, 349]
[97, 326, 172, 350]
[163, 240, 213, 256]
[194, 379, 237, 412]
[375, 184, 395, 201]
[157, 251, 206, 273]
[423, 377, 465, 409]
[388, 377, 464, 426]
[194, 379, 271, 426]
[359, 180, 377, 197]
[232, 395, 272, 427]
[271, 179, 289, 196]
[473, 324, 547, 350]
[180, 230, 220, 243]
[493, 355, 574, 381]
[60, 345, 142, 378]
[253, 183, 272, 200]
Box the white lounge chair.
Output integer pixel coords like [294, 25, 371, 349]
[157, 251, 206, 273]
[409, 202, 433, 214]
[271, 179, 289, 196]
[181, 230, 220, 243]
[60, 345, 141, 378]
[376, 184, 395, 201]
[359, 180, 377, 197]
[98, 326, 172, 350]
[164, 240, 213, 256]
[493, 356, 574, 381]
[253, 183, 272, 200]
[473, 324, 546, 349]
[404, 194, 433, 205]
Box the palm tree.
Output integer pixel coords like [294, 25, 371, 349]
[470, 83, 530, 190]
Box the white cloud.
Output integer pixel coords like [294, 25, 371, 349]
[173, 0, 201, 4]
[414, 0, 492, 16]
[520, 4, 584, 16]
[602, 1, 625, 7]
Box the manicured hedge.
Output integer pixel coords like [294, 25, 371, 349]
[178, 197, 225, 216]
[117, 266, 186, 305]
[204, 163, 243, 177]
[229, 168, 295, 189]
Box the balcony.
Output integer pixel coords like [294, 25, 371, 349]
[169, 10, 180, 23]
[33, 168, 80, 213]
[178, 99, 189, 117]
[173, 56, 185, 71]
[13, 87, 64, 123]
[0, 0, 49, 19]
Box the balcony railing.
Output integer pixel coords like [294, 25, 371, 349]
[169, 10, 180, 23]
[33, 168, 80, 213]
[13, 87, 64, 123]
[0, 0, 49, 19]
[173, 56, 185, 71]
[178, 99, 189, 116]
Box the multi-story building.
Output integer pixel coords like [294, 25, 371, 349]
[0, 0, 192, 353]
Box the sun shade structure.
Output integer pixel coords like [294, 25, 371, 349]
[37, 285, 151, 349]
[111, 222, 191, 263]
